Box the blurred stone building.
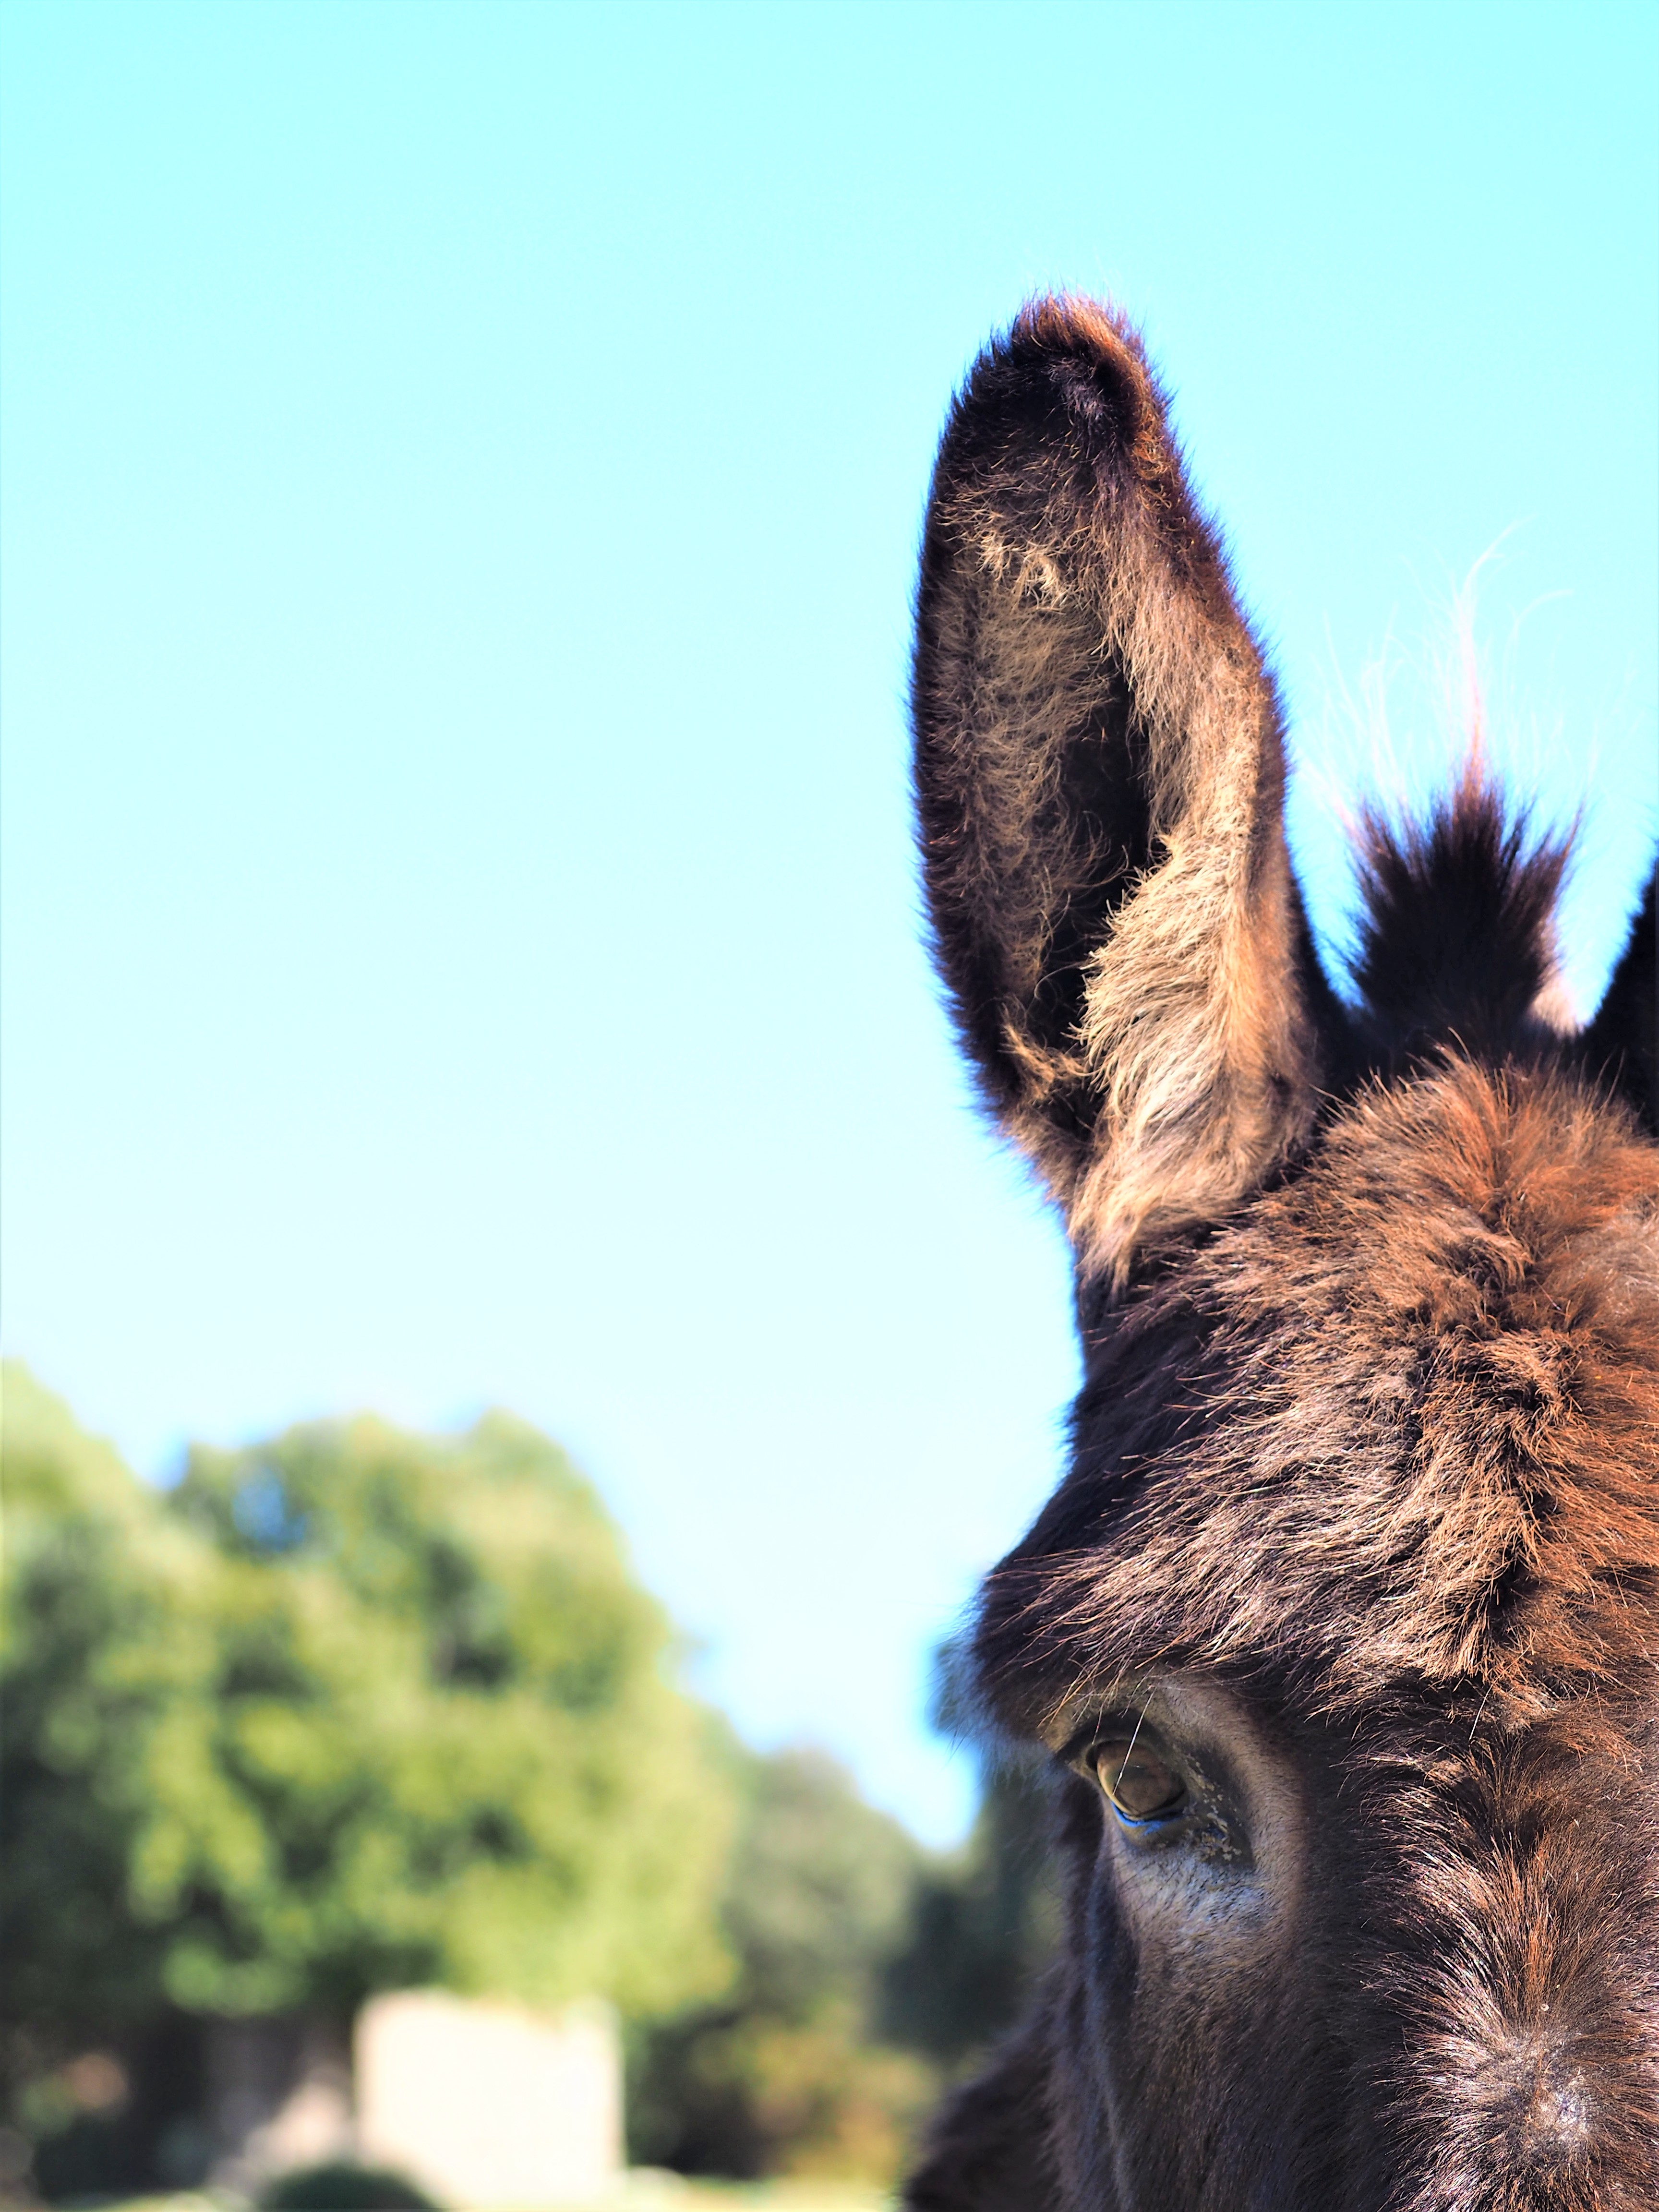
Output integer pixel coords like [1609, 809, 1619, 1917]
[203, 1994, 623, 2207]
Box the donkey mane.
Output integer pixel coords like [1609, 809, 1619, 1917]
[1349, 768, 1573, 1074]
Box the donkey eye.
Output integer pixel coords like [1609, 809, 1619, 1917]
[1092, 1735, 1187, 1823]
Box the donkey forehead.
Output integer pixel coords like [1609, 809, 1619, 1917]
[984, 1059, 1659, 1726]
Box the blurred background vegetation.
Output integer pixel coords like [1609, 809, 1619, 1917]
[1, 1364, 1054, 2204]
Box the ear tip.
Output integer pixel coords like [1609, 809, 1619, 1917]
[1002, 294, 1158, 429]
[1010, 291, 1143, 368]
[937, 293, 1169, 505]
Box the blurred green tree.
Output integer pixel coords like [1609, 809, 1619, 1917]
[878, 1760, 1058, 2067]
[156, 1403, 734, 2021]
[1, 1364, 737, 2192]
[629, 1745, 940, 2182]
[623, 1684, 1058, 2185]
[2, 1365, 220, 2062]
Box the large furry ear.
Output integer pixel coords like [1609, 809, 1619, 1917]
[1581, 865, 1657, 1133]
[913, 296, 1325, 1287]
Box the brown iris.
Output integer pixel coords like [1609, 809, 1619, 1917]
[1092, 1732, 1186, 1822]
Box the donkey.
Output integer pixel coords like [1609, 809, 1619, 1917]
[902, 297, 1659, 2211]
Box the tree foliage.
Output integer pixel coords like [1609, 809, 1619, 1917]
[627, 1745, 938, 2180]
[3, 1366, 216, 2050]
[625, 1741, 1058, 2184]
[159, 1407, 735, 2020]
[879, 1760, 1059, 2066]
[2, 1364, 736, 2062]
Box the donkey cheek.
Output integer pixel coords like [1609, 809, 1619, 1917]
[1088, 1839, 1302, 2061]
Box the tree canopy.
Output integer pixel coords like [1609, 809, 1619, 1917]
[627, 1745, 936, 2179]
[2, 1364, 736, 2056]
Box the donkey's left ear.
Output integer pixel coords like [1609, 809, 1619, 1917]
[914, 297, 1338, 1287]
[1581, 866, 1658, 1133]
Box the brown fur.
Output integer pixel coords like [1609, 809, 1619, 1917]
[913, 296, 1328, 1288]
[905, 297, 1659, 2208]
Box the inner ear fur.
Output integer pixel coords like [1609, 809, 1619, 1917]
[913, 296, 1324, 1286]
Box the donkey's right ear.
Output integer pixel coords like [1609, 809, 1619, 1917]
[913, 298, 1333, 1287]
[1581, 865, 1658, 1133]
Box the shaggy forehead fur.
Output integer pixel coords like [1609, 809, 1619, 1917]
[979, 1058, 1659, 1729]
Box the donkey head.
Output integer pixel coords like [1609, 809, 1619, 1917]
[907, 299, 1659, 2212]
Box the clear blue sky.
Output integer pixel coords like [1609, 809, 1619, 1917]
[4, 0, 1655, 1843]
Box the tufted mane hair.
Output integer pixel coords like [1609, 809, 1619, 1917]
[1347, 762, 1573, 1074]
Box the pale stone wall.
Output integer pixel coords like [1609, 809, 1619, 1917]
[355, 1990, 624, 2209]
[200, 1994, 624, 2206]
